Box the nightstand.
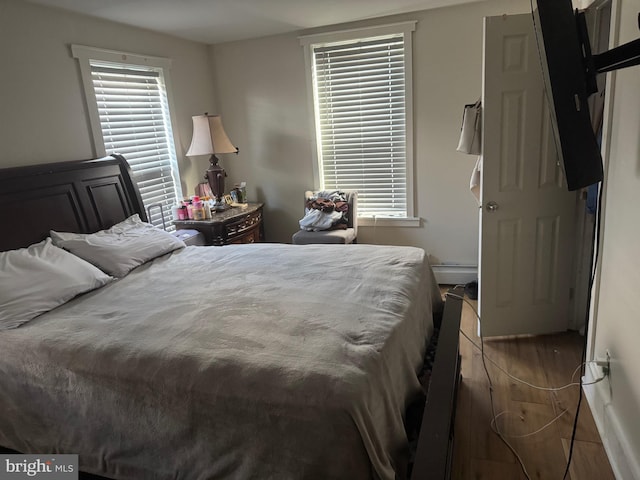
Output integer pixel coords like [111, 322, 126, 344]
[173, 203, 264, 246]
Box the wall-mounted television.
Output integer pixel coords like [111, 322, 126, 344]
[532, 0, 640, 191]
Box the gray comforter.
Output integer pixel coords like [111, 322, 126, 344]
[0, 243, 441, 480]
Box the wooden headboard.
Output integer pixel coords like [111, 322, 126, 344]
[0, 154, 146, 252]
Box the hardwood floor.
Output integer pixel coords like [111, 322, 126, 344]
[450, 293, 616, 480]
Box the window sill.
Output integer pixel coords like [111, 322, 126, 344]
[358, 216, 421, 227]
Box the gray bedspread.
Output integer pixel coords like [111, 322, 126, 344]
[0, 243, 441, 480]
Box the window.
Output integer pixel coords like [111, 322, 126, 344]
[72, 46, 182, 230]
[301, 22, 418, 225]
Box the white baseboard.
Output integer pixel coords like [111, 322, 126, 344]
[583, 364, 640, 480]
[431, 264, 477, 285]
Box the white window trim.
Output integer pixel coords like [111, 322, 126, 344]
[71, 45, 182, 163]
[358, 216, 420, 227]
[300, 21, 418, 226]
[72, 45, 184, 228]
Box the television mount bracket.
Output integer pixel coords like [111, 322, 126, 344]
[577, 10, 640, 95]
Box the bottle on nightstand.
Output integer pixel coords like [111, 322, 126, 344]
[192, 196, 206, 220]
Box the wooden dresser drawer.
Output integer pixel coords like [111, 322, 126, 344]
[226, 210, 262, 241]
[173, 203, 264, 246]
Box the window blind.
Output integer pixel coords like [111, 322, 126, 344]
[90, 64, 181, 230]
[313, 35, 407, 217]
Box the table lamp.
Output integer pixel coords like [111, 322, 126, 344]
[186, 113, 238, 210]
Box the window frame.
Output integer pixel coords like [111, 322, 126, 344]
[300, 22, 419, 227]
[72, 45, 183, 226]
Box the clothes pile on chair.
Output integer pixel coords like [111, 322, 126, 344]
[299, 191, 349, 232]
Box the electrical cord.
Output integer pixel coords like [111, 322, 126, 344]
[457, 326, 607, 390]
[490, 364, 604, 441]
[449, 292, 607, 389]
[562, 182, 604, 479]
[472, 333, 603, 440]
[478, 313, 533, 480]
[491, 409, 569, 439]
[446, 281, 607, 478]
[446, 291, 532, 480]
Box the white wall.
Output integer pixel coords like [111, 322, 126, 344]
[209, 0, 531, 255]
[587, 0, 640, 477]
[0, 0, 533, 261]
[0, 0, 216, 194]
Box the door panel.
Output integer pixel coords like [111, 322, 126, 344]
[480, 14, 577, 337]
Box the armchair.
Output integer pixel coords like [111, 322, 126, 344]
[291, 190, 358, 245]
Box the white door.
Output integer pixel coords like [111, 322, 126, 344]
[479, 14, 577, 337]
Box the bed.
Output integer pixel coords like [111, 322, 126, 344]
[0, 155, 462, 480]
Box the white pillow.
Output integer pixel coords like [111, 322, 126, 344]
[50, 214, 185, 278]
[0, 238, 113, 330]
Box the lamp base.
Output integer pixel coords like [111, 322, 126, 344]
[205, 154, 228, 211]
[212, 201, 231, 212]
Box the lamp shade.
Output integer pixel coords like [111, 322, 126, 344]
[186, 114, 238, 156]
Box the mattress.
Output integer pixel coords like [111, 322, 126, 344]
[0, 243, 440, 480]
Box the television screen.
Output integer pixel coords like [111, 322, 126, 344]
[532, 0, 603, 191]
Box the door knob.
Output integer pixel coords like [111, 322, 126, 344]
[486, 201, 499, 212]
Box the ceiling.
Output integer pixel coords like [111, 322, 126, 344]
[25, 0, 482, 44]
